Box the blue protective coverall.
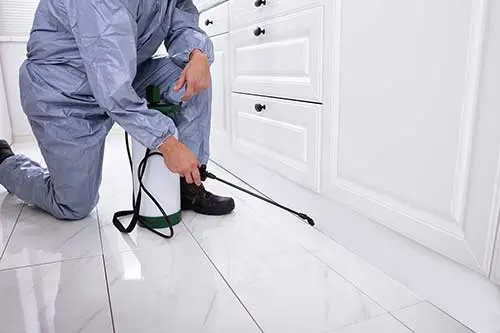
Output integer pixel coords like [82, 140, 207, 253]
[0, 0, 214, 220]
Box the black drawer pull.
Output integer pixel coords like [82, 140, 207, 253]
[254, 27, 266, 36]
[254, 104, 266, 112]
[254, 0, 267, 7]
[205, 19, 214, 26]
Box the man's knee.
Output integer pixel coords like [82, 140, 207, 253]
[52, 203, 94, 221]
[51, 194, 97, 221]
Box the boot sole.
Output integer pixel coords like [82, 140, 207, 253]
[181, 201, 235, 216]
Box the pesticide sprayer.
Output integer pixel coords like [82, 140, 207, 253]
[113, 86, 314, 239]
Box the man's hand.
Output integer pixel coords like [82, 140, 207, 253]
[159, 136, 201, 186]
[174, 49, 211, 101]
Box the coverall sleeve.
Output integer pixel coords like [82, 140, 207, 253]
[164, 0, 215, 67]
[66, 0, 176, 150]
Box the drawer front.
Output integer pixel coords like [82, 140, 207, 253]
[230, 0, 324, 30]
[199, 2, 229, 37]
[230, 7, 323, 103]
[232, 93, 321, 191]
[193, 0, 226, 12]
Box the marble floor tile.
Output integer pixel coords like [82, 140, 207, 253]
[184, 199, 387, 332]
[392, 301, 474, 332]
[333, 314, 411, 333]
[0, 191, 24, 259]
[99, 210, 196, 255]
[0, 206, 102, 270]
[204, 163, 422, 312]
[0, 256, 113, 333]
[104, 242, 261, 333]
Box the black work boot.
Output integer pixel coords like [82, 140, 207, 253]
[0, 140, 14, 165]
[181, 177, 235, 216]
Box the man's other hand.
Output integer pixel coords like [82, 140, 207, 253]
[174, 49, 211, 101]
[159, 136, 201, 186]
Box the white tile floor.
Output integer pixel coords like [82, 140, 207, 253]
[0, 135, 476, 332]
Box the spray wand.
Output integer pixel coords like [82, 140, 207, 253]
[199, 165, 315, 227]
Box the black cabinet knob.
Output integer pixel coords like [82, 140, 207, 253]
[254, 27, 266, 37]
[254, 103, 266, 112]
[254, 0, 267, 7]
[205, 19, 214, 26]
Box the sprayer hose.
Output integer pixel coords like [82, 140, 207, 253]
[112, 132, 175, 239]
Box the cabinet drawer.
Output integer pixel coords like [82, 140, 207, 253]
[199, 2, 229, 37]
[230, 7, 323, 103]
[193, 0, 226, 12]
[230, 0, 324, 30]
[232, 93, 321, 191]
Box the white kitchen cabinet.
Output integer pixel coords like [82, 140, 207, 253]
[321, 0, 500, 276]
[232, 93, 321, 191]
[192, 0, 226, 13]
[199, 2, 229, 37]
[229, 0, 324, 30]
[209, 34, 230, 160]
[230, 6, 323, 103]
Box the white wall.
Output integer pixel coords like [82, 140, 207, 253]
[0, 0, 39, 140]
[0, 55, 13, 143]
[0, 40, 33, 140]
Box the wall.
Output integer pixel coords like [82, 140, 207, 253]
[0, 0, 39, 140]
[0, 39, 33, 140]
[0, 54, 13, 143]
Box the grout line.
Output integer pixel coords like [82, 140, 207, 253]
[0, 203, 25, 261]
[101, 255, 117, 333]
[96, 206, 117, 333]
[210, 160, 272, 199]
[329, 312, 403, 333]
[388, 311, 416, 332]
[182, 220, 265, 333]
[426, 301, 476, 332]
[0, 254, 102, 272]
[305, 248, 415, 315]
[96, 207, 105, 254]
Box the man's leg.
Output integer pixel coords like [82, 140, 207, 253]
[134, 56, 234, 215]
[0, 106, 112, 220]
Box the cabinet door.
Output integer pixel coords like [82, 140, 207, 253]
[199, 2, 229, 37]
[232, 93, 321, 191]
[229, 0, 324, 30]
[193, 0, 226, 12]
[230, 6, 323, 103]
[322, 0, 500, 274]
[209, 34, 230, 158]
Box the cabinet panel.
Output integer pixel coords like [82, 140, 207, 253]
[229, 0, 324, 30]
[322, 0, 500, 274]
[209, 34, 230, 158]
[199, 2, 229, 37]
[232, 93, 321, 191]
[193, 0, 226, 13]
[230, 7, 323, 102]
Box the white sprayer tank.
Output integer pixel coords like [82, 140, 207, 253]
[131, 134, 182, 228]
